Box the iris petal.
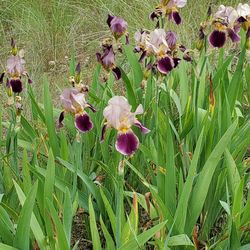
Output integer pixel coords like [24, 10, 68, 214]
[75, 113, 93, 133]
[134, 121, 150, 134]
[10, 78, 22, 93]
[209, 30, 226, 48]
[101, 124, 108, 142]
[57, 111, 65, 129]
[227, 28, 240, 43]
[112, 67, 122, 80]
[115, 131, 139, 156]
[0, 73, 4, 84]
[86, 103, 97, 113]
[107, 14, 114, 27]
[157, 56, 174, 74]
[172, 11, 182, 25]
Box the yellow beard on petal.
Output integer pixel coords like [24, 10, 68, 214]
[214, 22, 227, 31]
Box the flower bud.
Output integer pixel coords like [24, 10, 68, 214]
[246, 27, 250, 50]
[196, 27, 205, 51]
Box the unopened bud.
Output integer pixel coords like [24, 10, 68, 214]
[11, 38, 18, 56]
[7, 86, 13, 97]
[246, 27, 250, 50]
[196, 27, 205, 51]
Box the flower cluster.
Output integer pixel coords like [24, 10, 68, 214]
[198, 3, 250, 49]
[150, 0, 187, 26]
[96, 15, 128, 81]
[134, 28, 190, 75]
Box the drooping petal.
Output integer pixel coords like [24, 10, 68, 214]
[149, 11, 158, 21]
[125, 34, 130, 45]
[86, 103, 97, 113]
[227, 28, 240, 43]
[107, 14, 114, 27]
[134, 121, 150, 134]
[96, 52, 102, 63]
[157, 56, 175, 74]
[209, 30, 227, 48]
[75, 113, 93, 133]
[139, 51, 147, 62]
[173, 57, 181, 68]
[57, 111, 65, 129]
[112, 67, 122, 80]
[0, 73, 4, 84]
[10, 78, 22, 93]
[115, 131, 139, 156]
[172, 11, 182, 25]
[101, 124, 108, 142]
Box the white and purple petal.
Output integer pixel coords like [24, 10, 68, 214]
[209, 30, 227, 48]
[134, 121, 150, 134]
[10, 78, 23, 93]
[75, 113, 93, 133]
[115, 131, 139, 156]
[157, 56, 175, 74]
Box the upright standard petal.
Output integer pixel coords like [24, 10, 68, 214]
[166, 31, 177, 48]
[75, 113, 93, 133]
[115, 131, 139, 156]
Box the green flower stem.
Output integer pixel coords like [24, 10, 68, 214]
[116, 157, 125, 248]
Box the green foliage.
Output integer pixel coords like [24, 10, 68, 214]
[0, 1, 249, 249]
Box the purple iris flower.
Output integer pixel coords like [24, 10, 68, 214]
[1, 39, 32, 93]
[96, 45, 121, 80]
[59, 88, 96, 133]
[102, 96, 150, 156]
[107, 14, 128, 41]
[150, 0, 187, 25]
[209, 5, 240, 48]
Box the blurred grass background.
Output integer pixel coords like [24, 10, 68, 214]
[0, 0, 242, 98]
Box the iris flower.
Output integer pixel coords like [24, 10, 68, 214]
[96, 44, 121, 80]
[237, 3, 250, 30]
[102, 96, 150, 156]
[58, 88, 96, 133]
[1, 39, 32, 93]
[107, 14, 128, 42]
[209, 5, 240, 48]
[134, 29, 184, 74]
[150, 0, 187, 25]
